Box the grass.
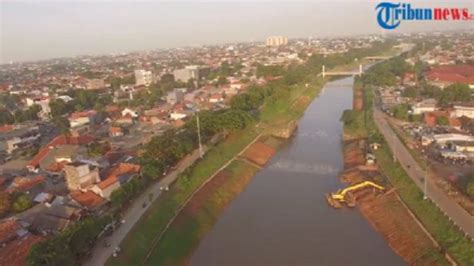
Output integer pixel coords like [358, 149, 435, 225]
[106, 129, 259, 266]
[144, 160, 259, 266]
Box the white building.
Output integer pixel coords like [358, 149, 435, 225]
[173, 66, 199, 82]
[451, 105, 474, 119]
[411, 99, 437, 115]
[134, 70, 153, 86]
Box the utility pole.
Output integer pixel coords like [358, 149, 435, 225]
[423, 164, 429, 200]
[196, 113, 203, 158]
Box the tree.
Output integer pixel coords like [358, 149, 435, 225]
[392, 104, 410, 120]
[438, 83, 471, 106]
[12, 194, 32, 212]
[436, 116, 449, 126]
[49, 99, 71, 118]
[53, 117, 71, 136]
[402, 87, 417, 98]
[0, 109, 14, 125]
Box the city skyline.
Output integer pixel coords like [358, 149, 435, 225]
[1, 0, 473, 63]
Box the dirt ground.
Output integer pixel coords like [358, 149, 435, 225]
[241, 141, 276, 166]
[339, 139, 446, 265]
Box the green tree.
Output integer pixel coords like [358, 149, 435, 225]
[392, 104, 410, 120]
[53, 117, 71, 136]
[0, 109, 14, 125]
[436, 116, 449, 126]
[12, 194, 32, 212]
[402, 87, 417, 98]
[438, 83, 471, 106]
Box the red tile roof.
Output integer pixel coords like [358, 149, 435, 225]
[107, 163, 141, 177]
[70, 110, 97, 119]
[97, 176, 118, 190]
[0, 234, 43, 266]
[0, 125, 14, 133]
[27, 134, 95, 169]
[426, 65, 474, 84]
[109, 127, 122, 134]
[70, 190, 105, 208]
[8, 176, 45, 192]
[0, 219, 19, 244]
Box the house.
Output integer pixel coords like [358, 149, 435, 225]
[63, 162, 100, 191]
[451, 141, 474, 153]
[451, 105, 474, 119]
[209, 93, 224, 103]
[7, 176, 46, 197]
[70, 190, 105, 210]
[68, 110, 97, 128]
[165, 89, 185, 105]
[91, 163, 141, 200]
[170, 112, 187, 120]
[411, 99, 437, 115]
[109, 127, 124, 137]
[91, 176, 120, 199]
[0, 124, 41, 154]
[0, 219, 43, 266]
[121, 108, 139, 118]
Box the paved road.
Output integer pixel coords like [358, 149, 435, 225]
[374, 108, 474, 240]
[84, 146, 208, 266]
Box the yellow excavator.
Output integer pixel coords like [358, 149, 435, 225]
[326, 181, 385, 208]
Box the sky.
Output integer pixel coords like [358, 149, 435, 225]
[1, 0, 473, 63]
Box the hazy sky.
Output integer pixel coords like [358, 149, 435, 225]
[1, 0, 473, 63]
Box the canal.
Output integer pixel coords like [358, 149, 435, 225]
[190, 76, 404, 265]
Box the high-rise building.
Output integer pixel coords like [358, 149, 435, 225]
[134, 69, 153, 86]
[64, 162, 100, 191]
[173, 65, 210, 82]
[266, 36, 289, 46]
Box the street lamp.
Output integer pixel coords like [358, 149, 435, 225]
[193, 107, 203, 158]
[423, 162, 431, 200]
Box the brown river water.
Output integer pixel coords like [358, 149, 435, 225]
[190, 76, 404, 266]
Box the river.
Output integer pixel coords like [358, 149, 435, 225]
[190, 76, 404, 266]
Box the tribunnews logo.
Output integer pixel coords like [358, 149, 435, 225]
[376, 2, 474, 29]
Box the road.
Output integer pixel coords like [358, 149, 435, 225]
[374, 108, 474, 240]
[83, 146, 208, 266]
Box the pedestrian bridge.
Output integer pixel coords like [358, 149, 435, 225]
[320, 64, 363, 78]
[319, 55, 390, 77]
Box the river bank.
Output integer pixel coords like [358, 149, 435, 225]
[340, 71, 474, 265]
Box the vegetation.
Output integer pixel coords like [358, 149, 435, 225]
[391, 103, 410, 120]
[11, 193, 32, 213]
[438, 83, 472, 107]
[27, 215, 113, 266]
